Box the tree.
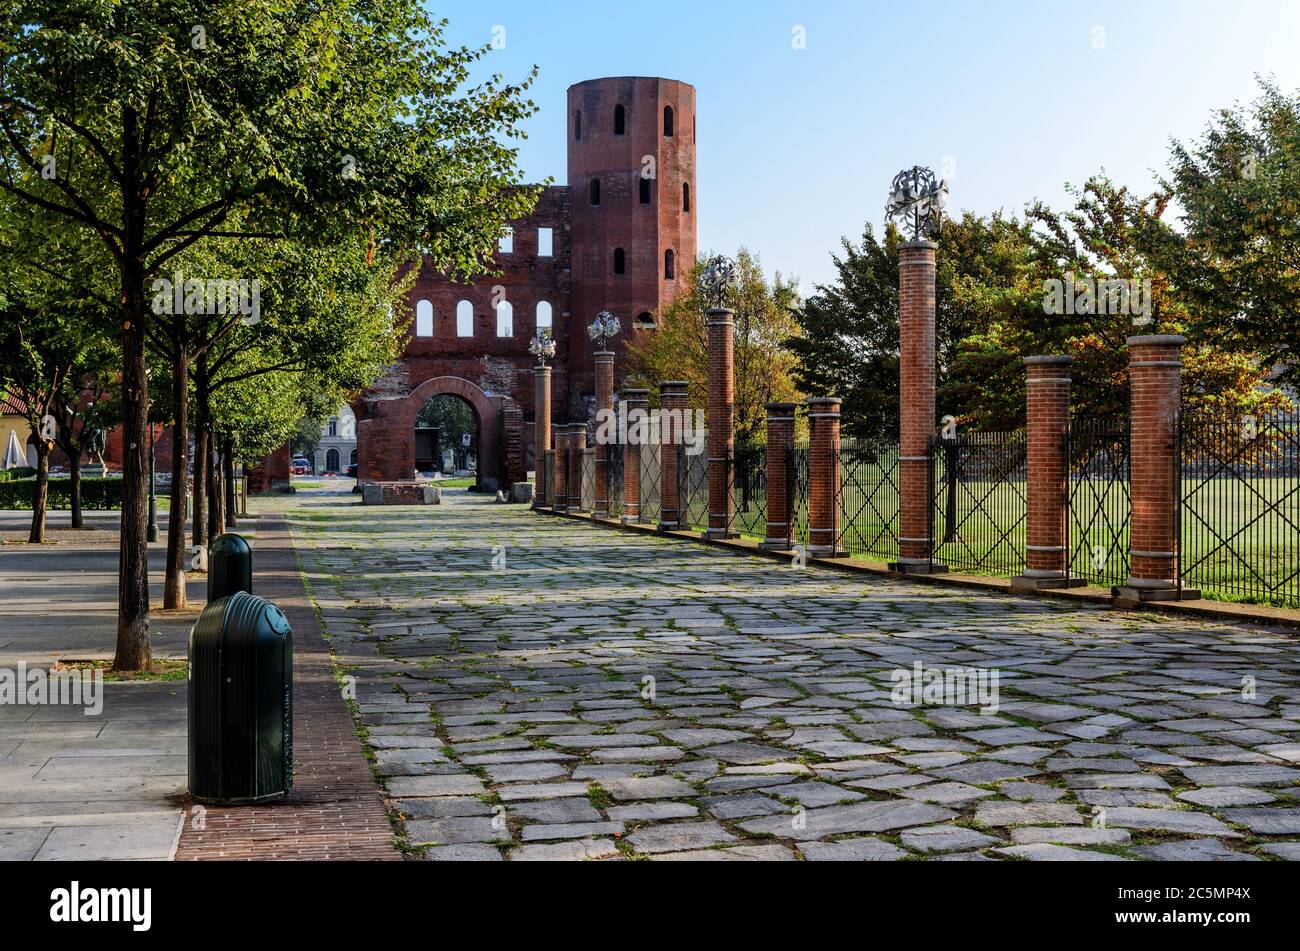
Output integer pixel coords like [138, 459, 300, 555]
[1161, 79, 1300, 387]
[0, 2, 538, 668]
[790, 214, 1035, 442]
[625, 250, 802, 445]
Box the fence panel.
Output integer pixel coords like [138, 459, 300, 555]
[1180, 409, 1300, 606]
[543, 450, 556, 507]
[930, 430, 1027, 577]
[731, 444, 766, 539]
[1067, 418, 1130, 587]
[836, 439, 900, 561]
[679, 444, 709, 532]
[580, 450, 594, 512]
[605, 444, 623, 519]
[788, 445, 809, 548]
[639, 441, 661, 524]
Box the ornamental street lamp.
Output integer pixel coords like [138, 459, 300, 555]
[885, 165, 949, 241]
[587, 310, 621, 351]
[700, 254, 739, 309]
[529, 331, 557, 367]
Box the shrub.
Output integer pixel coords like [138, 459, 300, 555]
[0, 466, 37, 483]
[0, 477, 123, 510]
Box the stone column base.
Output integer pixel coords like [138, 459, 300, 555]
[1011, 573, 1085, 592]
[760, 538, 791, 550]
[658, 520, 680, 532]
[1113, 581, 1201, 602]
[704, 528, 739, 540]
[808, 545, 849, 558]
[889, 558, 948, 575]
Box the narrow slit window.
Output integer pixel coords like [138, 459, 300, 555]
[664, 250, 674, 280]
[614, 104, 625, 135]
[683, 182, 691, 213]
[613, 248, 626, 275]
[575, 110, 581, 141]
[664, 105, 674, 137]
[639, 176, 651, 204]
[590, 178, 600, 205]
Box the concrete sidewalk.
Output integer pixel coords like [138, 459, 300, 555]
[0, 510, 195, 860]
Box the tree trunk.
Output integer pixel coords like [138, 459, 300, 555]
[28, 440, 50, 543]
[68, 452, 83, 529]
[224, 437, 237, 527]
[163, 336, 189, 609]
[192, 366, 208, 553]
[114, 284, 152, 671]
[208, 435, 223, 543]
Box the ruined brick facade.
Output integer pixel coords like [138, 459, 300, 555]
[355, 76, 697, 490]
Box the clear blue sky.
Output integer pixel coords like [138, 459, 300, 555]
[428, 0, 1300, 294]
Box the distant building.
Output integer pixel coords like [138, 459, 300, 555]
[1, 392, 35, 468]
[313, 405, 357, 474]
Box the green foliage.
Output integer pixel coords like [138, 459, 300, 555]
[625, 249, 802, 443]
[0, 467, 37, 482]
[0, 477, 123, 510]
[417, 395, 476, 450]
[1160, 79, 1300, 388]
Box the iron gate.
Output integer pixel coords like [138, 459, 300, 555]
[1067, 417, 1130, 587]
[930, 430, 1027, 576]
[836, 439, 901, 561]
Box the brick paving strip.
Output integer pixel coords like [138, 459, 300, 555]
[175, 511, 399, 860]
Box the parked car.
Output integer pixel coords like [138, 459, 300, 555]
[290, 457, 311, 475]
[346, 463, 358, 478]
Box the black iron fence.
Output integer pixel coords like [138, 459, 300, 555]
[1179, 409, 1300, 606]
[580, 449, 594, 512]
[731, 444, 766, 538]
[606, 444, 624, 519]
[543, 450, 555, 507]
[930, 430, 1027, 576]
[639, 441, 661, 524]
[836, 439, 900, 561]
[679, 443, 709, 532]
[788, 444, 810, 549]
[1067, 417, 1130, 587]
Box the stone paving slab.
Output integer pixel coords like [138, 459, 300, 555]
[285, 490, 1300, 861]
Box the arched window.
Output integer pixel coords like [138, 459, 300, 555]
[496, 300, 514, 337]
[349, 448, 358, 466]
[683, 182, 691, 213]
[614, 104, 625, 135]
[664, 250, 674, 280]
[574, 110, 581, 141]
[535, 301, 553, 332]
[635, 311, 656, 329]
[664, 105, 674, 137]
[456, 300, 473, 337]
[326, 448, 340, 472]
[639, 176, 651, 204]
[613, 248, 626, 275]
[415, 299, 433, 337]
[590, 178, 600, 205]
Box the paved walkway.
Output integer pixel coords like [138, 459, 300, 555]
[289, 489, 1300, 861]
[0, 510, 192, 860]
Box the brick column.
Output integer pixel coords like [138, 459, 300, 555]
[592, 351, 614, 518]
[1012, 355, 1079, 591]
[706, 307, 737, 538]
[806, 397, 844, 557]
[552, 426, 569, 513]
[893, 239, 944, 573]
[566, 423, 584, 513]
[621, 389, 649, 524]
[657, 381, 689, 531]
[1117, 335, 1196, 601]
[533, 366, 552, 509]
[761, 402, 796, 549]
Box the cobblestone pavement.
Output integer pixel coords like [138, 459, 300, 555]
[289, 490, 1300, 861]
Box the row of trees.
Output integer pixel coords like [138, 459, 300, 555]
[793, 80, 1300, 442]
[0, 2, 539, 670]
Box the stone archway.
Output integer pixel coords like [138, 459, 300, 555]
[355, 376, 504, 488]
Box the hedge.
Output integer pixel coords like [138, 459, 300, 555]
[0, 467, 37, 483]
[0, 477, 123, 510]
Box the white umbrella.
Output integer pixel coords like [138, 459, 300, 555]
[2, 430, 26, 469]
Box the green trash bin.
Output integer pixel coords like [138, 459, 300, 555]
[208, 533, 253, 602]
[189, 590, 293, 804]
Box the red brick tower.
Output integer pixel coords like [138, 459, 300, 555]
[567, 77, 697, 418]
